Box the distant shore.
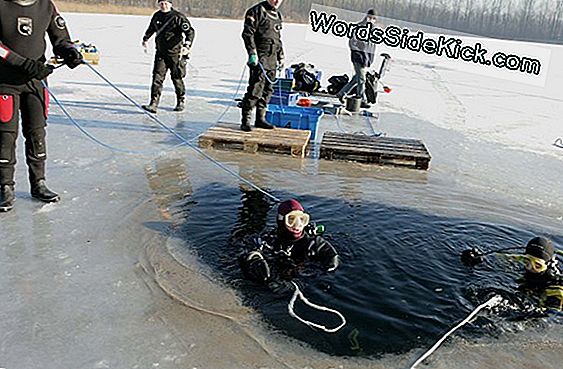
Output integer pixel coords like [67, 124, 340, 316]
[57, 1, 153, 16]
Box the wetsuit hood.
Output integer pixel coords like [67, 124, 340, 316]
[526, 236, 555, 262]
[277, 199, 305, 240]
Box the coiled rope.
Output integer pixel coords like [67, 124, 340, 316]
[288, 281, 346, 333]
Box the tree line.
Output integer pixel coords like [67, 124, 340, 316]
[70, 0, 563, 44]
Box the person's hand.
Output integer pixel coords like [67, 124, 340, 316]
[58, 46, 83, 69]
[20, 59, 53, 80]
[180, 42, 191, 59]
[247, 53, 258, 67]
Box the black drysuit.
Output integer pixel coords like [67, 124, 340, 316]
[241, 1, 284, 119]
[142, 9, 195, 105]
[241, 225, 339, 283]
[0, 0, 73, 186]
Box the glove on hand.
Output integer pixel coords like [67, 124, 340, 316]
[20, 59, 53, 80]
[247, 53, 258, 67]
[58, 46, 83, 69]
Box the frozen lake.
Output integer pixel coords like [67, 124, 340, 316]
[0, 12, 561, 369]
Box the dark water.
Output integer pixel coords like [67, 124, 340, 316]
[172, 182, 562, 357]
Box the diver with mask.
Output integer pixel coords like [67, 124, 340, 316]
[240, 199, 339, 283]
[462, 236, 563, 312]
[0, 0, 83, 212]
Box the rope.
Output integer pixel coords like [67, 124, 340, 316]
[555, 138, 563, 149]
[216, 64, 247, 125]
[288, 281, 346, 333]
[363, 113, 384, 137]
[42, 81, 186, 155]
[83, 62, 281, 203]
[409, 295, 503, 369]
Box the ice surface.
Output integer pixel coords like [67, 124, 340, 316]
[0, 11, 561, 369]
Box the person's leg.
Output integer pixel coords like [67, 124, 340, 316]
[20, 81, 59, 203]
[354, 63, 367, 100]
[240, 65, 266, 131]
[143, 54, 167, 113]
[0, 89, 20, 211]
[255, 68, 275, 129]
[167, 54, 186, 112]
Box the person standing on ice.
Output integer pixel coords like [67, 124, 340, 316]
[0, 0, 83, 212]
[141, 0, 195, 113]
[336, 8, 377, 109]
[240, 0, 285, 132]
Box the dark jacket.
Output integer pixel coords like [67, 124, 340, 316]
[349, 18, 376, 68]
[242, 1, 284, 69]
[143, 9, 195, 55]
[0, 0, 73, 85]
[241, 224, 339, 283]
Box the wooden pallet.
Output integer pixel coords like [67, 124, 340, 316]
[320, 132, 431, 170]
[198, 125, 311, 158]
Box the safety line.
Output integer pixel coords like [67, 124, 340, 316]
[409, 295, 503, 368]
[83, 62, 281, 203]
[42, 81, 186, 155]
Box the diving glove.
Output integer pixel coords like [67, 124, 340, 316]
[247, 53, 258, 67]
[20, 59, 53, 80]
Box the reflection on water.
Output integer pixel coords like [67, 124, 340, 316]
[167, 182, 562, 357]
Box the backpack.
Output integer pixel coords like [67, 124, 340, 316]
[326, 74, 349, 95]
[291, 63, 320, 93]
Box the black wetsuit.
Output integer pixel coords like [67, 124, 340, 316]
[0, 0, 73, 186]
[520, 260, 563, 311]
[142, 9, 195, 105]
[241, 225, 339, 283]
[240, 1, 284, 122]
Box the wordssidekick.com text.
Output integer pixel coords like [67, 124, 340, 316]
[309, 10, 542, 76]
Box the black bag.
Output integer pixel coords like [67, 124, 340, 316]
[292, 63, 320, 93]
[326, 74, 349, 95]
[365, 71, 377, 104]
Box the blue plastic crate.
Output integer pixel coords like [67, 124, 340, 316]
[272, 78, 293, 94]
[266, 105, 323, 141]
[269, 92, 300, 106]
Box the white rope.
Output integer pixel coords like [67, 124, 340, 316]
[409, 295, 503, 369]
[288, 281, 346, 333]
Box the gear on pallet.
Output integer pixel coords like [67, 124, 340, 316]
[50, 40, 100, 65]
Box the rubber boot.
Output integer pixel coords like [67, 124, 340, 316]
[0, 185, 15, 212]
[173, 96, 185, 112]
[241, 108, 253, 132]
[255, 106, 274, 129]
[142, 95, 159, 114]
[31, 180, 60, 203]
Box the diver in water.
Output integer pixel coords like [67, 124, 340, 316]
[240, 199, 339, 283]
[463, 236, 562, 312]
[517, 237, 562, 311]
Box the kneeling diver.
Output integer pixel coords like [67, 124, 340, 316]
[240, 199, 339, 283]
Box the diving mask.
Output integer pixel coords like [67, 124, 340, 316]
[281, 210, 310, 231]
[525, 255, 548, 274]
